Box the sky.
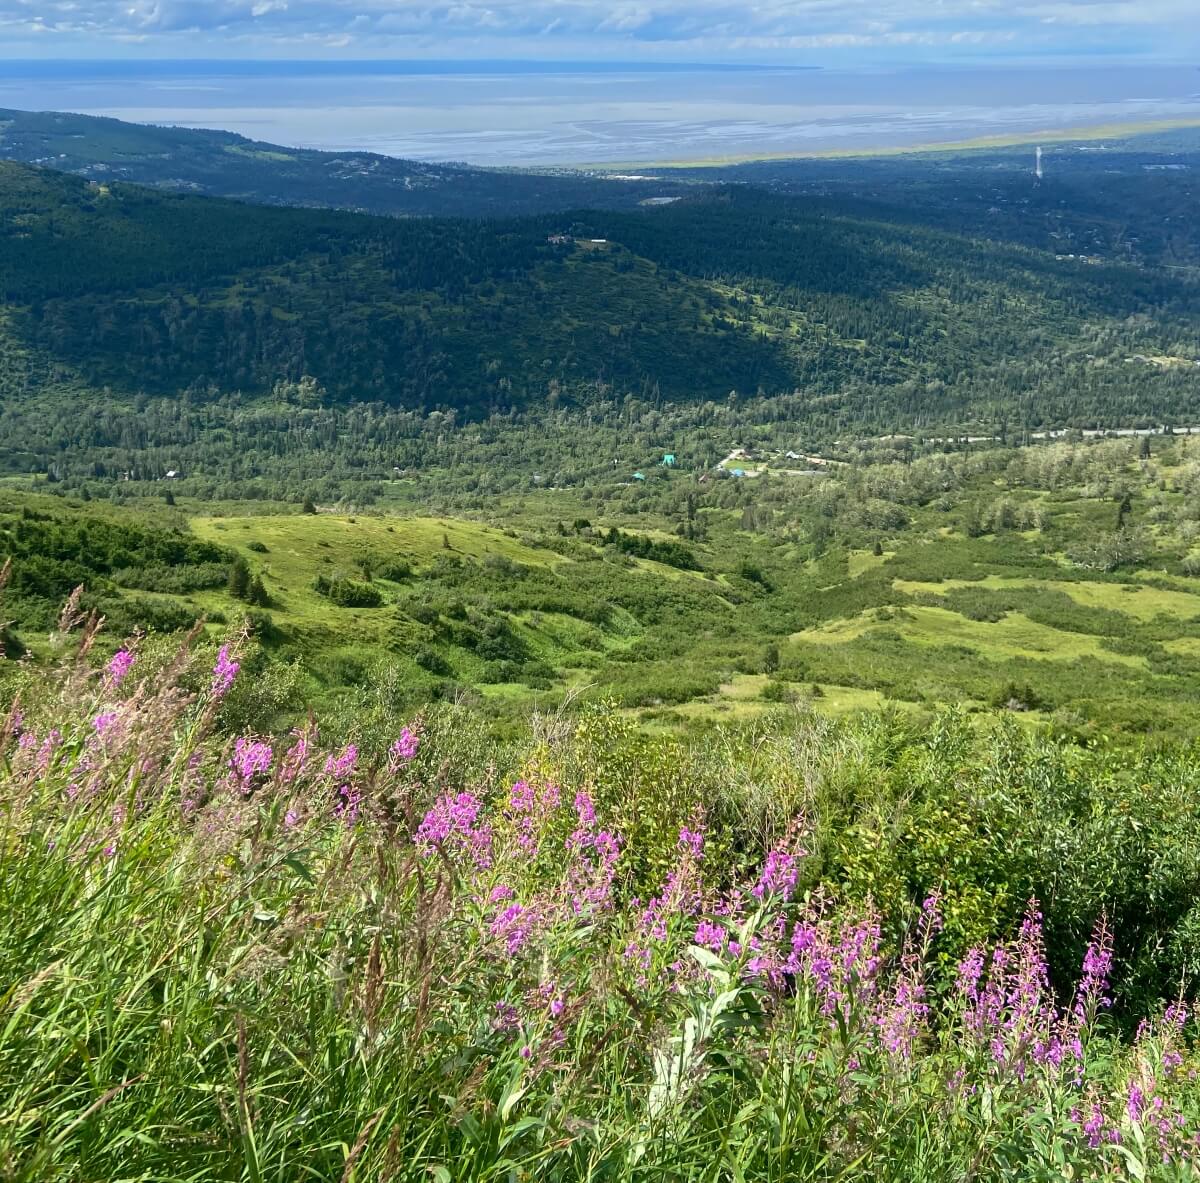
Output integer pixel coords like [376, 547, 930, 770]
[0, 0, 1197, 65]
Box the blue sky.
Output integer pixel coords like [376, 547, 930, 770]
[1, 0, 1196, 63]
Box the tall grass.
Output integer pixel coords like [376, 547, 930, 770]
[1, 621, 1198, 1180]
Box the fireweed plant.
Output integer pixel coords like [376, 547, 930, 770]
[0, 619, 1198, 1180]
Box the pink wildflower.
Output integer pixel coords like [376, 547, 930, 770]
[92, 711, 120, 741]
[695, 918, 728, 954]
[36, 728, 60, 770]
[277, 730, 310, 785]
[390, 727, 419, 763]
[1073, 916, 1114, 1028]
[324, 744, 358, 781]
[753, 847, 800, 902]
[506, 779, 561, 856]
[489, 901, 534, 955]
[416, 791, 493, 868]
[211, 646, 239, 697]
[105, 649, 136, 689]
[230, 736, 273, 786]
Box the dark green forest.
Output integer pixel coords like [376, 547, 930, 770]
[1, 152, 1198, 471]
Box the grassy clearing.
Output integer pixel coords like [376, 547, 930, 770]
[644, 675, 903, 728]
[792, 605, 1148, 668]
[847, 548, 893, 578]
[895, 576, 1200, 623]
[193, 512, 553, 579]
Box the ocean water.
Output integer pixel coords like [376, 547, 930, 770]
[1, 60, 1198, 166]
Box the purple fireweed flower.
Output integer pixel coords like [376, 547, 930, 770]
[390, 727, 419, 763]
[335, 784, 362, 826]
[1128, 1082, 1147, 1124]
[36, 724, 60, 767]
[921, 892, 944, 934]
[752, 823, 806, 902]
[416, 791, 493, 869]
[877, 900, 940, 1060]
[230, 737, 273, 786]
[535, 980, 566, 1016]
[284, 809, 300, 829]
[1073, 916, 1114, 1028]
[565, 826, 621, 915]
[1001, 901, 1054, 1063]
[1080, 1102, 1106, 1148]
[92, 711, 120, 741]
[506, 780, 561, 856]
[489, 901, 534, 955]
[574, 791, 596, 828]
[105, 648, 135, 689]
[786, 913, 882, 1023]
[695, 918, 728, 954]
[418, 790, 479, 845]
[637, 827, 705, 941]
[678, 825, 705, 860]
[878, 974, 928, 1060]
[324, 744, 358, 781]
[957, 947, 986, 1011]
[211, 646, 239, 697]
[1032, 1035, 1066, 1068]
[621, 832, 706, 985]
[279, 729, 311, 785]
[753, 848, 800, 902]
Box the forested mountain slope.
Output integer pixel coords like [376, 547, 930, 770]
[672, 126, 1200, 270]
[0, 106, 685, 216]
[2, 160, 1198, 430]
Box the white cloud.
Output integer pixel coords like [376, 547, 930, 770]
[0, 0, 1195, 57]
